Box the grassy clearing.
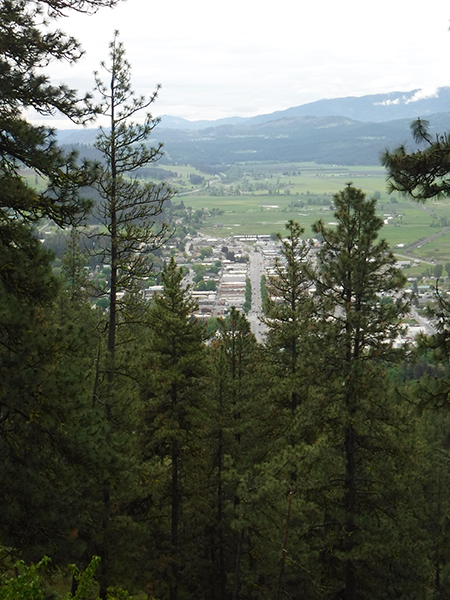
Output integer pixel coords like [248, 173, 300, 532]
[282, 169, 389, 197]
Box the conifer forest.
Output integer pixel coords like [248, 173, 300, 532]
[4, 2, 450, 600]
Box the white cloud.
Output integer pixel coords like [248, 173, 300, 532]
[374, 98, 402, 106]
[405, 87, 439, 104]
[372, 87, 441, 108]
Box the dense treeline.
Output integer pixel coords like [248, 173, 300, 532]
[4, 2, 450, 600]
[5, 182, 450, 600]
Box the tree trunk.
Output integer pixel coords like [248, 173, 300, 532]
[232, 526, 245, 600]
[170, 437, 180, 600]
[218, 428, 226, 600]
[344, 423, 356, 600]
[98, 481, 111, 600]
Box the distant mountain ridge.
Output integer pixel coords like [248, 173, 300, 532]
[57, 88, 450, 166]
[158, 87, 450, 130]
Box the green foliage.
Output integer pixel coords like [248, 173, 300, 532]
[91, 32, 173, 350]
[60, 228, 90, 304]
[196, 279, 216, 291]
[434, 263, 444, 279]
[382, 118, 450, 201]
[189, 173, 204, 186]
[0, 555, 51, 600]
[0, 226, 103, 565]
[3, 17, 450, 584]
[261, 220, 315, 412]
[199, 245, 212, 259]
[205, 308, 273, 600]
[243, 277, 251, 313]
[309, 185, 421, 598]
[141, 258, 208, 600]
[0, 0, 119, 232]
[407, 286, 450, 597]
[313, 184, 409, 362]
[0, 2, 143, 590]
[0, 554, 130, 600]
[83, 45, 177, 595]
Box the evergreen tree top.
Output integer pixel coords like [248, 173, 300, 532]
[0, 0, 122, 228]
[382, 118, 450, 201]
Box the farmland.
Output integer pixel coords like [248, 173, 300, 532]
[23, 160, 450, 271]
[164, 162, 450, 267]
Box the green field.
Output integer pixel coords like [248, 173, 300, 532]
[173, 162, 450, 264]
[20, 160, 450, 265]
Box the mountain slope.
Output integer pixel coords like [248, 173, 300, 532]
[155, 88, 450, 130]
[153, 113, 450, 166]
[57, 90, 450, 166]
[243, 88, 450, 126]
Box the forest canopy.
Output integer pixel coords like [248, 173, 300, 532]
[3, 2, 450, 600]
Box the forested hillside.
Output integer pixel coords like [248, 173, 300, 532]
[5, 179, 450, 600]
[4, 3, 450, 600]
[59, 108, 450, 168]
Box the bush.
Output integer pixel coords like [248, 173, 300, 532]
[0, 554, 130, 600]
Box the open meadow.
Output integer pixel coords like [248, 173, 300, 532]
[172, 162, 450, 267]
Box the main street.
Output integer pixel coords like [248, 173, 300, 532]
[247, 250, 267, 344]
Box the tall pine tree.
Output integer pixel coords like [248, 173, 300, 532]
[261, 219, 316, 417]
[141, 258, 208, 600]
[310, 184, 423, 599]
[91, 31, 173, 374]
[86, 35, 173, 596]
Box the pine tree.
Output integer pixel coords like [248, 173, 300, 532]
[60, 228, 90, 305]
[0, 0, 121, 235]
[381, 118, 450, 201]
[85, 35, 174, 596]
[0, 0, 121, 448]
[261, 219, 315, 413]
[0, 226, 111, 571]
[246, 190, 427, 600]
[206, 308, 270, 600]
[91, 31, 173, 375]
[141, 258, 208, 600]
[310, 184, 420, 599]
[0, 2, 154, 592]
[312, 184, 408, 368]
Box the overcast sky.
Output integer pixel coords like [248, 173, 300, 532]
[43, 0, 450, 128]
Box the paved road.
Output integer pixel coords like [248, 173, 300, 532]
[410, 306, 435, 336]
[394, 253, 434, 266]
[247, 251, 267, 344]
